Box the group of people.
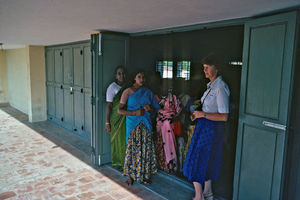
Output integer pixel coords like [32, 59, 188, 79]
[105, 54, 230, 200]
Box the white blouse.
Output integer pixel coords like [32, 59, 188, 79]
[201, 76, 230, 114]
[106, 82, 121, 102]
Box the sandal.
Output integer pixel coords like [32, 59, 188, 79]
[143, 179, 152, 185]
[204, 192, 214, 200]
[125, 177, 134, 186]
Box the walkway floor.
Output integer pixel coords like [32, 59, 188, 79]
[0, 106, 168, 200]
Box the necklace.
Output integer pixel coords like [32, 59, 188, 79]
[131, 84, 141, 92]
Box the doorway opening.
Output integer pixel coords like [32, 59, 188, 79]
[128, 25, 244, 199]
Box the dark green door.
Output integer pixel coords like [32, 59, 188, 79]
[233, 12, 297, 200]
[54, 49, 64, 123]
[91, 32, 129, 166]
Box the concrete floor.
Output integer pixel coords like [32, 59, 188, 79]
[0, 105, 229, 200]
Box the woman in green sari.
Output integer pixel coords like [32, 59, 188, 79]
[105, 66, 127, 169]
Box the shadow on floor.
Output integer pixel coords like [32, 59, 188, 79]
[0, 105, 231, 200]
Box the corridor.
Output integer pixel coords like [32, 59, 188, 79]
[0, 105, 166, 200]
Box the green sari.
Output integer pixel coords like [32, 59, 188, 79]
[110, 85, 127, 168]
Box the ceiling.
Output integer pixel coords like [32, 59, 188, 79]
[0, 0, 299, 48]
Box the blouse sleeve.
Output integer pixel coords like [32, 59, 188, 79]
[120, 88, 135, 105]
[106, 84, 115, 102]
[216, 86, 230, 113]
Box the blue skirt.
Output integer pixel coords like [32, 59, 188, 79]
[183, 118, 224, 185]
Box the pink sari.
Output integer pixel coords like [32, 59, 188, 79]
[156, 93, 181, 171]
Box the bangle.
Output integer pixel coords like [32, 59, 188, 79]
[203, 112, 207, 118]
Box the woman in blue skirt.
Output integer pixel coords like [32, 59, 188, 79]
[183, 54, 230, 200]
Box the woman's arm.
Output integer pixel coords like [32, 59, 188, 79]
[118, 103, 144, 116]
[193, 111, 228, 122]
[105, 102, 113, 132]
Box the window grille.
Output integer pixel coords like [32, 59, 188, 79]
[177, 61, 191, 80]
[156, 61, 173, 79]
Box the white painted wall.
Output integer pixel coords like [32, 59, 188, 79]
[27, 46, 46, 122]
[6, 48, 29, 114]
[0, 50, 8, 104]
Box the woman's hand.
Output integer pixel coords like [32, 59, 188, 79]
[192, 111, 228, 121]
[105, 123, 111, 133]
[193, 111, 204, 119]
[143, 104, 152, 112]
[135, 109, 144, 116]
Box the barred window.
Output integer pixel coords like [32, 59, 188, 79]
[177, 61, 191, 80]
[156, 61, 173, 79]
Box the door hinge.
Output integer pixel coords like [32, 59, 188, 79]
[61, 117, 64, 122]
[80, 50, 83, 55]
[98, 155, 101, 166]
[60, 51, 62, 56]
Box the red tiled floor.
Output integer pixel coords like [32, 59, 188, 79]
[0, 106, 166, 200]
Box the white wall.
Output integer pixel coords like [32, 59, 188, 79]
[0, 50, 8, 104]
[6, 48, 29, 114]
[27, 46, 47, 122]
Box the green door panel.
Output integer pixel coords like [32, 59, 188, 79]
[245, 23, 286, 119]
[74, 90, 85, 134]
[101, 38, 127, 163]
[46, 42, 91, 142]
[234, 11, 297, 200]
[63, 88, 74, 129]
[237, 124, 284, 200]
[55, 87, 64, 121]
[54, 49, 64, 121]
[84, 92, 92, 138]
[54, 49, 63, 84]
[63, 48, 73, 86]
[47, 85, 55, 117]
[84, 46, 92, 89]
[46, 50, 54, 82]
[73, 47, 84, 87]
[83, 45, 92, 140]
[91, 32, 129, 166]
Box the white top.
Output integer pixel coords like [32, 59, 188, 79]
[106, 82, 121, 102]
[201, 76, 230, 114]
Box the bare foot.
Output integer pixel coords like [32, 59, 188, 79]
[192, 195, 204, 200]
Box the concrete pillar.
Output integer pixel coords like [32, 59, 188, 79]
[0, 50, 8, 104]
[26, 46, 47, 122]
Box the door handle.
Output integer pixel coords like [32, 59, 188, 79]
[262, 121, 286, 131]
[70, 87, 73, 95]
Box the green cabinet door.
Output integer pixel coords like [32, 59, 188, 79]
[46, 85, 55, 117]
[73, 46, 85, 137]
[84, 45, 92, 139]
[91, 32, 129, 166]
[54, 49, 64, 122]
[63, 48, 73, 86]
[45, 50, 55, 118]
[233, 12, 297, 200]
